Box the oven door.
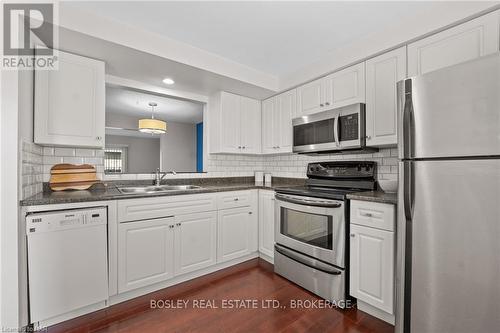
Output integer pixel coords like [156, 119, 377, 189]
[274, 193, 345, 268]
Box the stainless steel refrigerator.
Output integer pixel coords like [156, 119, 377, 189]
[396, 53, 500, 333]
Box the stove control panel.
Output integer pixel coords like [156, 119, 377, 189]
[307, 161, 376, 179]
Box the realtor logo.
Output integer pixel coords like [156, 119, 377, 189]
[2, 2, 58, 69]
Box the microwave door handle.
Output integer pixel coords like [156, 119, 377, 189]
[334, 116, 340, 147]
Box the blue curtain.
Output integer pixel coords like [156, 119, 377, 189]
[196, 123, 203, 172]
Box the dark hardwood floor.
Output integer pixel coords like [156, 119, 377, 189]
[47, 259, 394, 333]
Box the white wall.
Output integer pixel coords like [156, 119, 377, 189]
[106, 135, 160, 173]
[160, 122, 197, 172]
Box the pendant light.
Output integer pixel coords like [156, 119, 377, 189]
[138, 102, 167, 134]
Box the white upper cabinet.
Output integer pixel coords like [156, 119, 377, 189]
[35, 49, 105, 148]
[240, 96, 262, 154]
[324, 62, 365, 109]
[209, 91, 261, 154]
[297, 63, 365, 116]
[297, 78, 324, 115]
[408, 11, 499, 76]
[262, 89, 296, 154]
[365, 47, 407, 147]
[219, 92, 241, 153]
[261, 98, 277, 154]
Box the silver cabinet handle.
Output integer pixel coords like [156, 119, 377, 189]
[96, 136, 102, 140]
[325, 102, 330, 106]
[248, 212, 253, 215]
[350, 233, 355, 238]
[234, 198, 239, 201]
[361, 212, 373, 217]
[238, 146, 242, 149]
[176, 223, 181, 227]
[169, 225, 174, 229]
[366, 135, 371, 140]
[320, 103, 324, 107]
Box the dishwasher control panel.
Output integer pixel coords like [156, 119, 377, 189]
[26, 207, 107, 233]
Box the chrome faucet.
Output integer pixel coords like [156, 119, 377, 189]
[154, 168, 177, 186]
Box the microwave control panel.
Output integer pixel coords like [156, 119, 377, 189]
[339, 113, 359, 141]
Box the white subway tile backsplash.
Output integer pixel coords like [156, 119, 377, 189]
[54, 147, 75, 157]
[75, 148, 95, 157]
[20, 140, 43, 199]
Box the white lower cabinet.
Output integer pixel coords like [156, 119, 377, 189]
[117, 191, 258, 294]
[258, 190, 275, 259]
[217, 206, 258, 263]
[349, 200, 395, 324]
[118, 217, 175, 293]
[174, 211, 217, 276]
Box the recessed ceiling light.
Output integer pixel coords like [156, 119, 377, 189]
[162, 78, 175, 85]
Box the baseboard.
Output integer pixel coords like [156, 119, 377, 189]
[357, 300, 395, 325]
[258, 252, 274, 264]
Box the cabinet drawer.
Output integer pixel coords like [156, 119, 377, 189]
[350, 200, 395, 231]
[118, 193, 217, 222]
[217, 190, 254, 210]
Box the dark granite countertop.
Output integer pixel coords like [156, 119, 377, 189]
[20, 177, 305, 206]
[346, 191, 397, 205]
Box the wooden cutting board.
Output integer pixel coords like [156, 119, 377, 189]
[49, 164, 100, 191]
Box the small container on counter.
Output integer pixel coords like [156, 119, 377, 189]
[255, 171, 264, 186]
[264, 173, 272, 187]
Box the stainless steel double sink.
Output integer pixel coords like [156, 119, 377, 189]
[117, 184, 202, 194]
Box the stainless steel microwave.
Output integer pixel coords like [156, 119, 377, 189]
[292, 103, 368, 154]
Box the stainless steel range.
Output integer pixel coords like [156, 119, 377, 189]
[274, 161, 376, 306]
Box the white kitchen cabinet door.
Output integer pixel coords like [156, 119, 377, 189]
[365, 47, 407, 147]
[297, 78, 325, 115]
[261, 98, 277, 154]
[240, 96, 261, 154]
[324, 62, 365, 109]
[219, 92, 242, 153]
[258, 190, 275, 259]
[35, 49, 105, 148]
[217, 207, 258, 263]
[174, 211, 217, 276]
[277, 89, 296, 153]
[118, 217, 174, 293]
[350, 224, 394, 314]
[408, 11, 499, 76]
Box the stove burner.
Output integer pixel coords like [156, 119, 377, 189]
[276, 161, 377, 199]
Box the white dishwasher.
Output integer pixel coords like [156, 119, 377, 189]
[26, 207, 108, 324]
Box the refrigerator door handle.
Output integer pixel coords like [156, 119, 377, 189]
[334, 115, 340, 147]
[404, 161, 414, 220]
[402, 79, 413, 159]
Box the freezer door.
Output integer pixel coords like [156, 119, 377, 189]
[406, 159, 500, 333]
[398, 53, 500, 159]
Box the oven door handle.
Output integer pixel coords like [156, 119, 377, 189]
[275, 194, 342, 208]
[275, 244, 342, 275]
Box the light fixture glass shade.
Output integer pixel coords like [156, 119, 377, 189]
[138, 118, 167, 134]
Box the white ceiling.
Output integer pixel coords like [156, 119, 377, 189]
[106, 86, 204, 124]
[67, 1, 463, 77]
